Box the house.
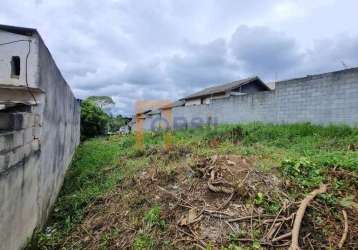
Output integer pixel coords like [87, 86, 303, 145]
[180, 76, 270, 106]
[0, 24, 80, 250]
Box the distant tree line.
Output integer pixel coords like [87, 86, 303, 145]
[80, 96, 130, 140]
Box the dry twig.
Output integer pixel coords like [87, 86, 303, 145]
[338, 209, 348, 249]
[272, 232, 292, 242]
[289, 184, 327, 250]
[228, 214, 275, 223]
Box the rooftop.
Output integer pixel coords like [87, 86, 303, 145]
[180, 76, 270, 100]
[0, 24, 37, 36]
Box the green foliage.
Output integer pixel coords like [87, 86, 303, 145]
[254, 192, 264, 205]
[27, 123, 358, 249]
[133, 234, 155, 250]
[80, 99, 110, 139]
[144, 205, 166, 229]
[264, 201, 280, 214]
[108, 114, 130, 132]
[27, 137, 133, 249]
[81, 96, 130, 139]
[221, 244, 245, 250]
[339, 195, 358, 209]
[87, 95, 115, 108]
[203, 125, 245, 143]
[281, 158, 325, 188]
[252, 240, 262, 249]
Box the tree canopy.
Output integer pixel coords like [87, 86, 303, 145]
[80, 96, 129, 139]
[87, 96, 115, 108]
[80, 99, 110, 139]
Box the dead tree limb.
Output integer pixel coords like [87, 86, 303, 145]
[272, 232, 292, 242]
[289, 184, 327, 250]
[338, 210, 348, 249]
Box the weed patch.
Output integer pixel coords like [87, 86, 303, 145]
[27, 123, 358, 249]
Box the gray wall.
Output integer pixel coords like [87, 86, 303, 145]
[172, 68, 358, 128]
[0, 32, 80, 250]
[0, 30, 39, 87]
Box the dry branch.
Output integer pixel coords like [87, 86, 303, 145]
[338, 210, 348, 249]
[272, 232, 292, 242]
[289, 184, 327, 250]
[228, 214, 275, 223]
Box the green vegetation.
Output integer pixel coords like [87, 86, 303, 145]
[86, 95, 115, 109]
[27, 123, 358, 249]
[80, 99, 110, 139]
[80, 96, 130, 139]
[27, 136, 135, 249]
[133, 233, 155, 250]
[144, 205, 166, 229]
[108, 114, 130, 132]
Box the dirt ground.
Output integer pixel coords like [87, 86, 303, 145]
[62, 152, 358, 249]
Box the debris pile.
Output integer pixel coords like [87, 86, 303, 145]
[63, 154, 357, 249]
[158, 155, 298, 248]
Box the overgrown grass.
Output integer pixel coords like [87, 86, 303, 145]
[174, 123, 358, 172]
[27, 123, 358, 249]
[27, 135, 136, 249]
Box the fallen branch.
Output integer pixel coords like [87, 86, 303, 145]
[219, 191, 234, 210]
[265, 222, 281, 241]
[289, 184, 327, 250]
[263, 213, 295, 224]
[264, 205, 284, 240]
[177, 228, 206, 247]
[207, 169, 235, 194]
[208, 180, 235, 194]
[338, 210, 348, 249]
[272, 232, 292, 242]
[228, 214, 276, 223]
[203, 209, 232, 216]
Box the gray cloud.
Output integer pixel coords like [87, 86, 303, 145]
[302, 35, 358, 74]
[1, 0, 358, 115]
[230, 25, 303, 78]
[166, 39, 241, 89]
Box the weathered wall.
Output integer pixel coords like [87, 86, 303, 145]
[0, 30, 39, 87]
[0, 30, 80, 250]
[143, 112, 163, 131]
[172, 68, 358, 128]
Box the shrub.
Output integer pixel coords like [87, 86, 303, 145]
[281, 158, 325, 188]
[80, 99, 110, 139]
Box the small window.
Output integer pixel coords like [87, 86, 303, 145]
[11, 56, 21, 79]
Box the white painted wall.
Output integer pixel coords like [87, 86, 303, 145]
[0, 30, 39, 88]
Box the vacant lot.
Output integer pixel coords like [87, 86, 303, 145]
[28, 123, 358, 249]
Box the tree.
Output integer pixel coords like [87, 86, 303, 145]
[80, 99, 110, 139]
[86, 96, 115, 114]
[108, 114, 131, 132]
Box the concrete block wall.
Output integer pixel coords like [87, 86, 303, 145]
[172, 68, 358, 128]
[275, 68, 358, 125]
[0, 112, 40, 130]
[0, 28, 80, 250]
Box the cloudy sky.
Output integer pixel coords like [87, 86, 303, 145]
[1, 0, 358, 115]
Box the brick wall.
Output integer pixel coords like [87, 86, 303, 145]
[172, 68, 358, 128]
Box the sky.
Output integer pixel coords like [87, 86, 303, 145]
[1, 0, 358, 115]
